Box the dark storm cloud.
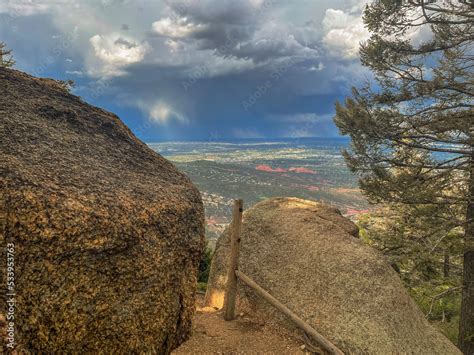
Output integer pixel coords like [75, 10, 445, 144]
[235, 37, 316, 63]
[167, 0, 263, 25]
[0, 0, 370, 140]
[98, 53, 351, 140]
[189, 24, 252, 52]
[153, 0, 319, 63]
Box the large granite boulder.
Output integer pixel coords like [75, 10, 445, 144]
[0, 68, 205, 354]
[205, 197, 460, 354]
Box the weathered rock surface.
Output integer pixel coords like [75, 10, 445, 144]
[0, 68, 205, 354]
[205, 197, 460, 354]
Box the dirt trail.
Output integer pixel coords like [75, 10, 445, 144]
[173, 295, 309, 354]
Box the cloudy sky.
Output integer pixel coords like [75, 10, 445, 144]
[0, 0, 372, 141]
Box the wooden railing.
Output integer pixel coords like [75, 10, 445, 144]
[222, 199, 344, 355]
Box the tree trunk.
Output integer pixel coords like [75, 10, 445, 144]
[459, 152, 474, 354]
[444, 252, 450, 278]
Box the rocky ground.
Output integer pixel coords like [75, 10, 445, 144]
[173, 294, 310, 354]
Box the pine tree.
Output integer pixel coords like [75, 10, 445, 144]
[334, 1, 473, 351]
[0, 42, 15, 68]
[358, 201, 464, 342]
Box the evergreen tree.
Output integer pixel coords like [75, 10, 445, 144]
[0, 42, 15, 68]
[334, 1, 473, 351]
[358, 202, 464, 342]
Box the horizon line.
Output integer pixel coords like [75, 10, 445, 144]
[144, 136, 349, 144]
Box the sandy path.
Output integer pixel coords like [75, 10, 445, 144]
[173, 296, 309, 354]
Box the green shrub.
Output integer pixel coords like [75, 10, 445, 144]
[198, 245, 213, 283]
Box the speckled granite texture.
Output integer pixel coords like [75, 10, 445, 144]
[0, 68, 205, 354]
[206, 197, 460, 354]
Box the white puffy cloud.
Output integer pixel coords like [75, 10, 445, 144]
[322, 6, 370, 59]
[152, 17, 205, 38]
[89, 34, 149, 76]
[406, 18, 434, 46]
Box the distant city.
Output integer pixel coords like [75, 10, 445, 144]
[149, 138, 369, 247]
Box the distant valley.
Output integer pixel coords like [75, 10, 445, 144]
[149, 138, 368, 247]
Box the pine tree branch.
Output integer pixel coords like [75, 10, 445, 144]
[392, 138, 471, 155]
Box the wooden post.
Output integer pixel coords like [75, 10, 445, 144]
[223, 199, 243, 321]
[236, 270, 344, 355]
